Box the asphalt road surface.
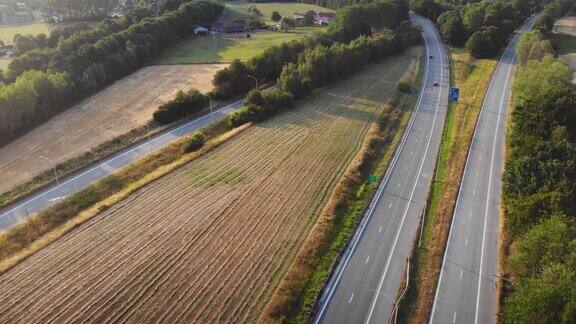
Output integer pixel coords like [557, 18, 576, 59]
[313, 14, 449, 324]
[0, 99, 244, 230]
[429, 16, 537, 324]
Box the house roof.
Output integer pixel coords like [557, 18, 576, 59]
[316, 12, 335, 18]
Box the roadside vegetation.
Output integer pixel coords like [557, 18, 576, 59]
[500, 10, 576, 321]
[398, 48, 497, 323]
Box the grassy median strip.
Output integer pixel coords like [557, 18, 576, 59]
[398, 49, 497, 323]
[0, 119, 250, 274]
[258, 51, 423, 323]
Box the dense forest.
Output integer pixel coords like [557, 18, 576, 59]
[501, 4, 576, 322]
[0, 0, 223, 146]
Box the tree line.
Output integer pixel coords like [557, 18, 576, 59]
[501, 24, 576, 322]
[411, 0, 575, 58]
[0, 0, 223, 146]
[45, 0, 119, 21]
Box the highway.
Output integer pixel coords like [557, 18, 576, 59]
[429, 16, 537, 324]
[313, 14, 449, 324]
[0, 99, 244, 230]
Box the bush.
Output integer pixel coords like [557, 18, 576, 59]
[228, 89, 295, 128]
[182, 132, 206, 153]
[397, 80, 411, 93]
[212, 60, 253, 99]
[153, 88, 208, 125]
[466, 28, 498, 58]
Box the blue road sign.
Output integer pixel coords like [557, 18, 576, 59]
[449, 87, 460, 102]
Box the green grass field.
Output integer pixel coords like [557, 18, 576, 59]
[226, 1, 333, 23]
[552, 33, 576, 54]
[157, 27, 323, 64]
[0, 22, 49, 45]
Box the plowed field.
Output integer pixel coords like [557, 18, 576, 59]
[0, 50, 419, 323]
[0, 64, 226, 195]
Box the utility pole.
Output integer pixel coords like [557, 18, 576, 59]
[39, 155, 59, 185]
[207, 93, 213, 123]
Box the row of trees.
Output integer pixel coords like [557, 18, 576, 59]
[411, 0, 574, 58]
[212, 0, 410, 99]
[501, 25, 576, 321]
[153, 89, 209, 125]
[0, 0, 223, 146]
[12, 6, 154, 58]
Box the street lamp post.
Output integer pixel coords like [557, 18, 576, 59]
[39, 155, 59, 185]
[246, 74, 258, 89]
[146, 123, 152, 152]
[207, 93, 213, 123]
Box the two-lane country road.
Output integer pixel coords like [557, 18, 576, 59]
[0, 99, 245, 230]
[429, 16, 538, 324]
[314, 14, 449, 324]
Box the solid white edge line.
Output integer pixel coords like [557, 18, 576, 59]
[312, 14, 434, 324]
[364, 18, 445, 324]
[0, 98, 245, 221]
[428, 15, 537, 324]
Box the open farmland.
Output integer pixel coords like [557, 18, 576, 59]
[0, 22, 49, 45]
[0, 64, 226, 195]
[226, 0, 334, 23]
[554, 15, 576, 35]
[0, 49, 420, 323]
[157, 28, 322, 64]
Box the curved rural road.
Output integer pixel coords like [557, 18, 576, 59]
[313, 14, 449, 324]
[429, 16, 537, 324]
[0, 99, 244, 230]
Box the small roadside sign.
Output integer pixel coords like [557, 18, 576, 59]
[368, 174, 378, 184]
[449, 87, 460, 102]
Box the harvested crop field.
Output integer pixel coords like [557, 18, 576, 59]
[0, 64, 226, 195]
[555, 15, 576, 35]
[0, 49, 420, 323]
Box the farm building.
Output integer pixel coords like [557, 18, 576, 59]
[213, 19, 247, 33]
[315, 12, 335, 25]
[194, 26, 208, 34]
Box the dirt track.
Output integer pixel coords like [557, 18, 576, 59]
[0, 64, 226, 195]
[0, 50, 419, 323]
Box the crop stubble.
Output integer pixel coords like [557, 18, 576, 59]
[0, 53, 415, 323]
[0, 64, 226, 195]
